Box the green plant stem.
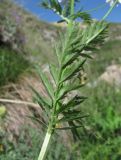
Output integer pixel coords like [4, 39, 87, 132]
[102, 0, 118, 20]
[54, 11, 70, 23]
[71, 0, 74, 15]
[37, 129, 52, 160]
[69, 0, 75, 27]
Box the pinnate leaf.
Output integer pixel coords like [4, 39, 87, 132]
[36, 66, 54, 99]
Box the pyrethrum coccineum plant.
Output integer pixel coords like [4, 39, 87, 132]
[31, 0, 120, 160]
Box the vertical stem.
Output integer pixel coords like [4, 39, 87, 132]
[68, 0, 75, 30]
[71, 0, 74, 15]
[38, 130, 52, 160]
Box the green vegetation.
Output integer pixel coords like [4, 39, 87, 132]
[0, 0, 121, 160]
[0, 47, 30, 86]
[79, 83, 121, 159]
[0, 126, 72, 160]
[1, 84, 121, 160]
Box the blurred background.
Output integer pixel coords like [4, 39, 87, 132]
[0, 0, 121, 159]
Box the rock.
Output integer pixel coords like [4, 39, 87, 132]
[87, 64, 121, 88]
[99, 64, 121, 86]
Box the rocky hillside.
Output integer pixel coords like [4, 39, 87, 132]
[0, 0, 62, 64]
[0, 0, 121, 64]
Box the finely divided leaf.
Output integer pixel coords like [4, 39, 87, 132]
[30, 86, 51, 116]
[49, 64, 59, 85]
[61, 59, 86, 82]
[58, 113, 88, 123]
[68, 121, 81, 141]
[83, 21, 108, 45]
[36, 66, 54, 99]
[57, 95, 87, 114]
[61, 21, 107, 69]
[28, 115, 47, 127]
[57, 83, 84, 101]
[70, 11, 92, 23]
[56, 125, 83, 130]
[42, 0, 62, 15]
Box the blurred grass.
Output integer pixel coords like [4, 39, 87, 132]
[0, 126, 73, 160]
[0, 47, 30, 86]
[78, 83, 121, 159]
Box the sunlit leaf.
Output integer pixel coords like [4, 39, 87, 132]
[49, 64, 59, 85]
[57, 83, 84, 100]
[36, 66, 54, 99]
[30, 86, 51, 118]
[61, 59, 86, 83]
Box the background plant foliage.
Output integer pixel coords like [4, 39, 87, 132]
[0, 47, 30, 86]
[1, 84, 121, 160]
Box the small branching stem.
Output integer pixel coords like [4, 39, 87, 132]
[102, 0, 118, 20]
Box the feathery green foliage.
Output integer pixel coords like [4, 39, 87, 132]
[39, 1, 107, 134]
[32, 0, 118, 159]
